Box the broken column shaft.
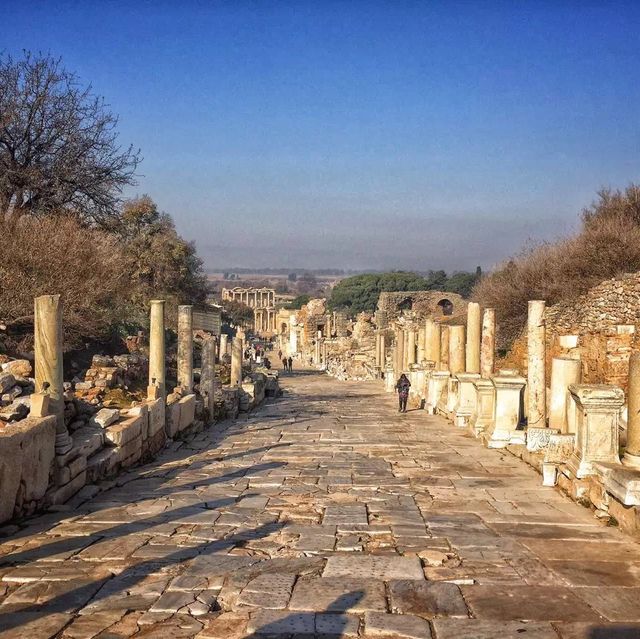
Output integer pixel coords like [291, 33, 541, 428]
[177, 305, 193, 392]
[34, 294, 72, 455]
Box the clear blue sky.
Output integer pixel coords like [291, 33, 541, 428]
[4, 0, 640, 271]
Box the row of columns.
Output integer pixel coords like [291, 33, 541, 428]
[391, 305, 497, 380]
[224, 288, 275, 308]
[254, 307, 276, 333]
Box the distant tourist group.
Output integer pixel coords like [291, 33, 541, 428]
[278, 350, 294, 373]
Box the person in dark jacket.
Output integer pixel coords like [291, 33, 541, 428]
[287, 356, 293, 372]
[395, 373, 411, 413]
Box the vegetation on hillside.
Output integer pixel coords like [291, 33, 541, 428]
[329, 270, 480, 315]
[474, 185, 640, 346]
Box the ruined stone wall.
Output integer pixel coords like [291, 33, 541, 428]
[545, 272, 640, 335]
[377, 290, 467, 322]
[500, 273, 640, 389]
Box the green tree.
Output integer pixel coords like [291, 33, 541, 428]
[116, 196, 207, 323]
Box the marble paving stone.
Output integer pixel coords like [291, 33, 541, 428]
[552, 622, 640, 639]
[543, 560, 640, 587]
[364, 611, 432, 638]
[388, 580, 469, 618]
[432, 619, 559, 638]
[572, 587, 640, 621]
[323, 555, 424, 580]
[247, 610, 315, 635]
[315, 613, 360, 637]
[289, 577, 387, 613]
[461, 585, 602, 622]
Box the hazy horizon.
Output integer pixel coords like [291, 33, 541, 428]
[6, 1, 640, 272]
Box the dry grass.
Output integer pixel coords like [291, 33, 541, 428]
[474, 186, 640, 347]
[0, 215, 131, 351]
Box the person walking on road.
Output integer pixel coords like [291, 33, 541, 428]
[282, 357, 288, 372]
[287, 356, 293, 372]
[395, 373, 411, 413]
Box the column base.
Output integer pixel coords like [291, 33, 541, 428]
[55, 430, 73, 456]
[622, 451, 640, 470]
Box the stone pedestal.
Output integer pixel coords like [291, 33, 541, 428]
[425, 319, 441, 365]
[427, 371, 450, 414]
[542, 434, 576, 486]
[385, 365, 396, 393]
[408, 364, 426, 408]
[446, 375, 461, 418]
[200, 335, 217, 420]
[454, 373, 481, 428]
[480, 308, 496, 379]
[34, 294, 72, 455]
[567, 384, 625, 478]
[148, 300, 166, 398]
[527, 300, 547, 428]
[465, 302, 481, 374]
[448, 325, 465, 374]
[487, 370, 526, 448]
[623, 352, 640, 469]
[439, 325, 449, 371]
[177, 305, 194, 392]
[230, 335, 243, 387]
[471, 378, 495, 436]
[549, 357, 581, 432]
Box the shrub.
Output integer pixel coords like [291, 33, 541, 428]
[0, 215, 130, 351]
[474, 185, 640, 346]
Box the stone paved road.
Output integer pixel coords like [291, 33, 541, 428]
[2, 370, 640, 638]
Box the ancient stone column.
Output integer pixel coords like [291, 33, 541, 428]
[230, 335, 243, 386]
[465, 302, 481, 374]
[623, 353, 640, 468]
[219, 333, 229, 359]
[417, 328, 426, 363]
[440, 325, 449, 370]
[395, 329, 405, 376]
[34, 294, 72, 455]
[177, 305, 194, 393]
[200, 335, 217, 420]
[425, 319, 441, 365]
[527, 300, 547, 428]
[480, 308, 496, 379]
[379, 332, 386, 371]
[549, 357, 582, 432]
[148, 300, 166, 398]
[448, 325, 465, 374]
[407, 330, 417, 366]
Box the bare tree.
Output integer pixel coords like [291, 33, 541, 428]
[0, 51, 140, 224]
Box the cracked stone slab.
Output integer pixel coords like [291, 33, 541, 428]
[388, 580, 469, 618]
[323, 555, 424, 580]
